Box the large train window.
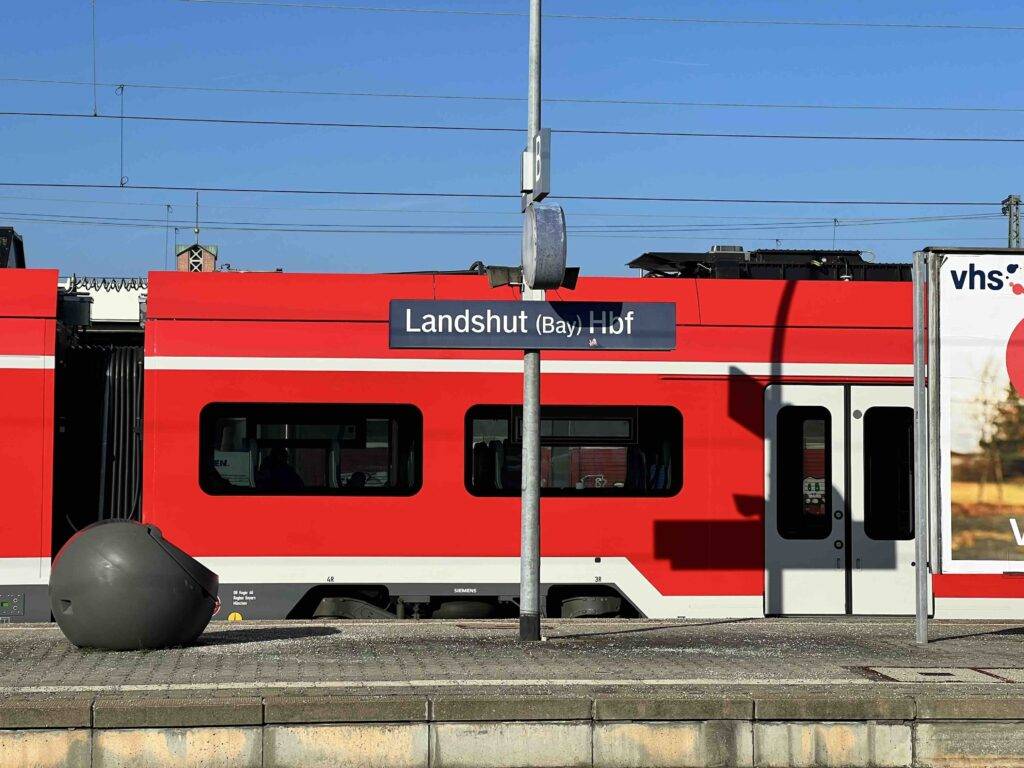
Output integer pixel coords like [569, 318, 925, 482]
[863, 406, 914, 540]
[198, 403, 422, 496]
[465, 405, 682, 497]
[777, 406, 831, 539]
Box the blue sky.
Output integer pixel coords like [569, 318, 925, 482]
[1, 0, 1022, 276]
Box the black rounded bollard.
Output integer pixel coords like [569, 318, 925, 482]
[49, 520, 219, 650]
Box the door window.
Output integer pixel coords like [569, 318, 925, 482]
[863, 406, 914, 540]
[777, 406, 832, 539]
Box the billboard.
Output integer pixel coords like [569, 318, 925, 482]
[940, 252, 1024, 572]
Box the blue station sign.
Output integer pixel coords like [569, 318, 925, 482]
[389, 300, 676, 350]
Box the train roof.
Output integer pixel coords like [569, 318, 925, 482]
[144, 269, 911, 329]
[628, 249, 912, 282]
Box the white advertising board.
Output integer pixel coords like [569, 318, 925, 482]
[939, 252, 1024, 573]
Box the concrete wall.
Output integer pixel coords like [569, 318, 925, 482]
[2, 693, 1024, 767]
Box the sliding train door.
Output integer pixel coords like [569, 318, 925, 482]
[848, 386, 918, 615]
[765, 384, 923, 616]
[765, 385, 847, 615]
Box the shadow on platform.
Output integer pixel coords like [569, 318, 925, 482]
[197, 625, 341, 646]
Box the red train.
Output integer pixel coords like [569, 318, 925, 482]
[1, 248, 1018, 622]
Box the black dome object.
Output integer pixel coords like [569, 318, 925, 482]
[50, 520, 219, 650]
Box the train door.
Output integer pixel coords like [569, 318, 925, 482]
[848, 386, 919, 614]
[765, 384, 921, 615]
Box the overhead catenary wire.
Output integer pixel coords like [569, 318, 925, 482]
[0, 208, 1003, 235]
[175, 0, 1024, 33]
[1, 214, 1005, 242]
[5, 76, 1024, 115]
[0, 208, 1004, 230]
[0, 193, 1006, 223]
[6, 109, 1024, 144]
[0, 181, 1000, 207]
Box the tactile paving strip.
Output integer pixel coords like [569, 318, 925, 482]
[867, 667, 1007, 683]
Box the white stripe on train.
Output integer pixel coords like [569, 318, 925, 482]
[0, 556, 1018, 619]
[0, 355, 54, 370]
[145, 356, 913, 377]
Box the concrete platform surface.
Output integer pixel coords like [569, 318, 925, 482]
[1, 617, 1023, 697]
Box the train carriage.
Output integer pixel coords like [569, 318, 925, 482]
[1, 249, 1020, 622]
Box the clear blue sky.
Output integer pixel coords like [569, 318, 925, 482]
[2, 0, 1021, 276]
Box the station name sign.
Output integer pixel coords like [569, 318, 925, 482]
[389, 300, 675, 350]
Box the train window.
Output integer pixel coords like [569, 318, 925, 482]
[777, 406, 832, 540]
[863, 406, 914, 540]
[465, 405, 682, 497]
[199, 404, 421, 496]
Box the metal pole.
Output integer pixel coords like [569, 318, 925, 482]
[1003, 195, 1021, 248]
[927, 253, 941, 620]
[520, 347, 541, 640]
[913, 251, 929, 644]
[519, 0, 543, 643]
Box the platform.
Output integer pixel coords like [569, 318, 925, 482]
[3, 617, 1024, 767]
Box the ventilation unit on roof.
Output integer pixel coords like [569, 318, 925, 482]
[710, 244, 745, 254]
[0, 227, 25, 268]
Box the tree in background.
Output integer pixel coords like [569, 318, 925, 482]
[973, 359, 1007, 502]
[983, 380, 1024, 495]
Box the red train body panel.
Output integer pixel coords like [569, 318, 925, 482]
[140, 271, 927, 619]
[0, 269, 57, 620]
[3, 264, 1021, 621]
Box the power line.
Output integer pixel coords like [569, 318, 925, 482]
[0, 208, 1002, 235]
[176, 0, 1024, 33]
[0, 181, 514, 200]
[0, 193, 1005, 224]
[0, 181, 999, 207]
[2, 214, 1004, 242]
[6, 75, 1024, 115]
[6, 109, 1024, 144]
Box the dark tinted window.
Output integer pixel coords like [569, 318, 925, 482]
[777, 406, 832, 539]
[864, 406, 914, 540]
[466, 406, 682, 497]
[199, 404, 421, 496]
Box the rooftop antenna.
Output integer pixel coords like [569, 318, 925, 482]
[194, 192, 200, 245]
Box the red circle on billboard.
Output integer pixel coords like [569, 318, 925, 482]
[1006, 315, 1024, 394]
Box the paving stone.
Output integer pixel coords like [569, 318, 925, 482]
[2, 619, 1024, 700]
[594, 697, 751, 721]
[430, 721, 591, 768]
[265, 723, 428, 768]
[431, 696, 592, 721]
[868, 667, 1001, 684]
[755, 696, 914, 721]
[593, 721, 753, 768]
[93, 696, 262, 728]
[265, 694, 428, 723]
[915, 695, 1024, 720]
[982, 668, 1024, 682]
[0, 696, 92, 728]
